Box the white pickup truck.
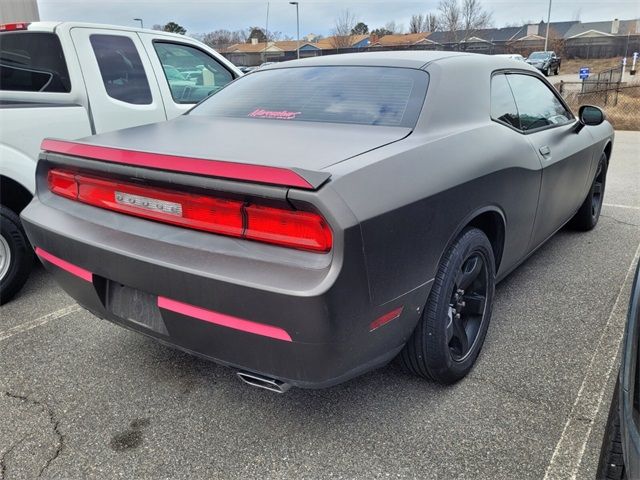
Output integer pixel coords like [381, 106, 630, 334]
[0, 21, 242, 303]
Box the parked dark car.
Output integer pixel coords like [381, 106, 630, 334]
[597, 262, 640, 479]
[526, 51, 561, 76]
[21, 52, 614, 392]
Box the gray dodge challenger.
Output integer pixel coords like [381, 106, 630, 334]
[21, 52, 614, 391]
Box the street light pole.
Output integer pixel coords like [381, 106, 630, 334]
[133, 18, 143, 29]
[290, 1, 300, 59]
[543, 0, 552, 51]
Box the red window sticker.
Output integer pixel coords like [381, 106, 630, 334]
[248, 108, 302, 120]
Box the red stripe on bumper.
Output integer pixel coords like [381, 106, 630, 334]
[157, 296, 293, 342]
[41, 139, 314, 189]
[369, 306, 404, 332]
[35, 247, 93, 282]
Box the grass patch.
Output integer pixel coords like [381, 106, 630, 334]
[561, 58, 622, 75]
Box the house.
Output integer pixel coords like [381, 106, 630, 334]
[563, 19, 640, 58]
[222, 35, 372, 66]
[314, 34, 371, 50]
[371, 32, 438, 50]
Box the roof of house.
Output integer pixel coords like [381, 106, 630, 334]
[538, 21, 580, 38]
[565, 19, 639, 38]
[373, 32, 432, 46]
[224, 40, 318, 54]
[314, 34, 370, 49]
[473, 26, 525, 42]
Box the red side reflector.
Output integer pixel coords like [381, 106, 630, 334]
[47, 169, 332, 252]
[0, 22, 30, 31]
[369, 307, 404, 332]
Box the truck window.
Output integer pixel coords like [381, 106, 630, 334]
[153, 41, 233, 104]
[89, 34, 152, 105]
[0, 32, 71, 92]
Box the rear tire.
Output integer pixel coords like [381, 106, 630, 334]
[0, 206, 33, 305]
[570, 152, 607, 231]
[400, 227, 496, 384]
[596, 377, 626, 479]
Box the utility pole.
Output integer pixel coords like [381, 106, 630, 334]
[290, 2, 300, 59]
[263, 2, 270, 64]
[544, 0, 552, 51]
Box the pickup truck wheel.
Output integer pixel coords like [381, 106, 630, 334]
[554, 66, 559, 75]
[544, 67, 550, 76]
[0, 206, 33, 305]
[400, 227, 495, 384]
[570, 153, 607, 231]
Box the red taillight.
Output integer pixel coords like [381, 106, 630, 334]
[47, 169, 332, 252]
[48, 170, 78, 199]
[0, 22, 30, 31]
[245, 204, 332, 252]
[75, 174, 244, 238]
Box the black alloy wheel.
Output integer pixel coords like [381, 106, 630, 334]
[400, 227, 496, 384]
[570, 152, 608, 231]
[447, 251, 490, 362]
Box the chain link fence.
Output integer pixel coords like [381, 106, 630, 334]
[557, 81, 640, 131]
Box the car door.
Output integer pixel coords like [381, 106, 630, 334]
[138, 34, 238, 119]
[505, 72, 595, 249]
[70, 27, 167, 133]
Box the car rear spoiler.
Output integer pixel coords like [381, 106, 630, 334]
[40, 139, 331, 190]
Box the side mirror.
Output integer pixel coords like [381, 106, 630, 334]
[575, 105, 605, 132]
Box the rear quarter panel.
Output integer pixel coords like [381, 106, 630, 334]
[325, 57, 544, 305]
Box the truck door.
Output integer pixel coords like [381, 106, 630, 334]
[138, 33, 237, 119]
[70, 27, 167, 133]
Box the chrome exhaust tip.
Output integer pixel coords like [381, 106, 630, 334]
[237, 371, 292, 393]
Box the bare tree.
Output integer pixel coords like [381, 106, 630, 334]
[385, 21, 403, 34]
[409, 14, 427, 34]
[461, 0, 492, 40]
[410, 13, 439, 33]
[331, 9, 357, 48]
[427, 13, 440, 32]
[438, 0, 491, 44]
[199, 29, 247, 49]
[438, 0, 461, 42]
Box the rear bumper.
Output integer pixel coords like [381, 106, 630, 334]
[22, 196, 429, 388]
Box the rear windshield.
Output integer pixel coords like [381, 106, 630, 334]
[189, 66, 429, 128]
[0, 32, 71, 92]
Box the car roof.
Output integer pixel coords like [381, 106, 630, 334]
[261, 51, 473, 70]
[260, 51, 539, 71]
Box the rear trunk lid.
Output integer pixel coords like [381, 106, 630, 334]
[42, 115, 412, 190]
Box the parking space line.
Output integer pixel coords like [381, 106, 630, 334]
[0, 304, 82, 342]
[543, 241, 640, 480]
[603, 203, 640, 211]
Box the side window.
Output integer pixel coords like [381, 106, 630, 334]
[490, 74, 520, 129]
[89, 34, 152, 105]
[153, 41, 234, 104]
[0, 32, 71, 92]
[506, 74, 572, 131]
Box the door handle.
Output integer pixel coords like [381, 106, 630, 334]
[539, 145, 551, 156]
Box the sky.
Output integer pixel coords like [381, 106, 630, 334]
[38, 0, 640, 38]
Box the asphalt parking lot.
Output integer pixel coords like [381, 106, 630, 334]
[1, 132, 638, 480]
